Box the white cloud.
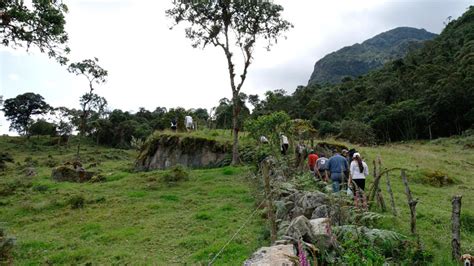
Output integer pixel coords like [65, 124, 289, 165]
[8, 73, 19, 81]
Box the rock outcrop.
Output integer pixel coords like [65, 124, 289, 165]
[135, 133, 231, 170]
[52, 165, 94, 183]
[244, 244, 295, 266]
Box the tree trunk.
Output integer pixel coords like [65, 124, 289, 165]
[76, 135, 81, 158]
[231, 95, 240, 165]
[451, 195, 462, 261]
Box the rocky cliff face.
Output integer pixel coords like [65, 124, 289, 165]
[308, 27, 437, 85]
[135, 134, 230, 170]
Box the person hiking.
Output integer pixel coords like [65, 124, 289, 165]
[316, 153, 329, 181]
[349, 152, 369, 191]
[280, 133, 289, 155]
[327, 150, 348, 192]
[308, 150, 319, 174]
[170, 118, 177, 132]
[185, 115, 194, 131]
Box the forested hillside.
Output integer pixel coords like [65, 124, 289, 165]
[308, 27, 437, 85]
[252, 6, 474, 143]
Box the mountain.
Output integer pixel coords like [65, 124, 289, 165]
[307, 27, 438, 85]
[252, 6, 474, 143]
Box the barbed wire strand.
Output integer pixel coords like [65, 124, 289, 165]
[208, 198, 267, 266]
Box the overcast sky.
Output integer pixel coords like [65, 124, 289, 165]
[0, 0, 471, 135]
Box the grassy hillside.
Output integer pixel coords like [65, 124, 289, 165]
[1, 134, 473, 264]
[0, 136, 265, 264]
[347, 135, 474, 265]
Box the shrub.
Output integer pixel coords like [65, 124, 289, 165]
[0, 152, 14, 171]
[32, 184, 49, 192]
[413, 170, 457, 187]
[68, 195, 85, 209]
[162, 164, 190, 183]
[44, 155, 58, 168]
[317, 120, 340, 137]
[0, 228, 15, 263]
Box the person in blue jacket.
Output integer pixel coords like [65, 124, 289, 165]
[327, 150, 349, 192]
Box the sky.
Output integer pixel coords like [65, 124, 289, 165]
[0, 0, 472, 135]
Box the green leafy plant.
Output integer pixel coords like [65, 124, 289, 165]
[162, 164, 190, 183]
[0, 227, 15, 264]
[68, 195, 85, 209]
[0, 152, 14, 171]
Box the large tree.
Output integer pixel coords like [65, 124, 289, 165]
[1, 92, 51, 136]
[68, 58, 108, 155]
[0, 0, 70, 64]
[167, 0, 292, 164]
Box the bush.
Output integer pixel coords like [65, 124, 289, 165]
[68, 195, 85, 209]
[413, 170, 457, 187]
[162, 164, 190, 183]
[0, 152, 14, 171]
[339, 120, 376, 145]
[317, 120, 340, 137]
[0, 228, 15, 263]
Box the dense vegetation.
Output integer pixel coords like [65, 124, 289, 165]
[308, 27, 437, 85]
[252, 7, 474, 143]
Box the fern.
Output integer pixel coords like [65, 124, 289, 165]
[358, 211, 384, 224]
[334, 225, 405, 246]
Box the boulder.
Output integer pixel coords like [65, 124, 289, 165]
[275, 200, 294, 221]
[25, 167, 37, 177]
[52, 166, 94, 183]
[296, 191, 329, 218]
[285, 216, 315, 243]
[309, 218, 330, 235]
[244, 244, 295, 266]
[289, 206, 304, 220]
[311, 205, 330, 219]
[136, 134, 230, 170]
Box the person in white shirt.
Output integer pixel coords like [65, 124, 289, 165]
[349, 152, 369, 191]
[280, 133, 289, 155]
[185, 115, 194, 131]
[260, 136, 269, 144]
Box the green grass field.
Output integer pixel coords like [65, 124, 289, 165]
[0, 137, 265, 264]
[1, 134, 473, 264]
[349, 136, 474, 265]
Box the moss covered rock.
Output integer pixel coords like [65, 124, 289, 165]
[136, 133, 231, 170]
[52, 166, 95, 183]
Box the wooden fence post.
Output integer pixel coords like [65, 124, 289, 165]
[386, 172, 397, 216]
[401, 170, 418, 235]
[451, 195, 462, 261]
[262, 159, 277, 244]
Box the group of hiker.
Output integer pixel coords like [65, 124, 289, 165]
[260, 133, 369, 194]
[308, 148, 369, 193]
[170, 115, 195, 132]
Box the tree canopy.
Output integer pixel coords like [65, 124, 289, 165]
[0, 0, 70, 64]
[1, 92, 51, 136]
